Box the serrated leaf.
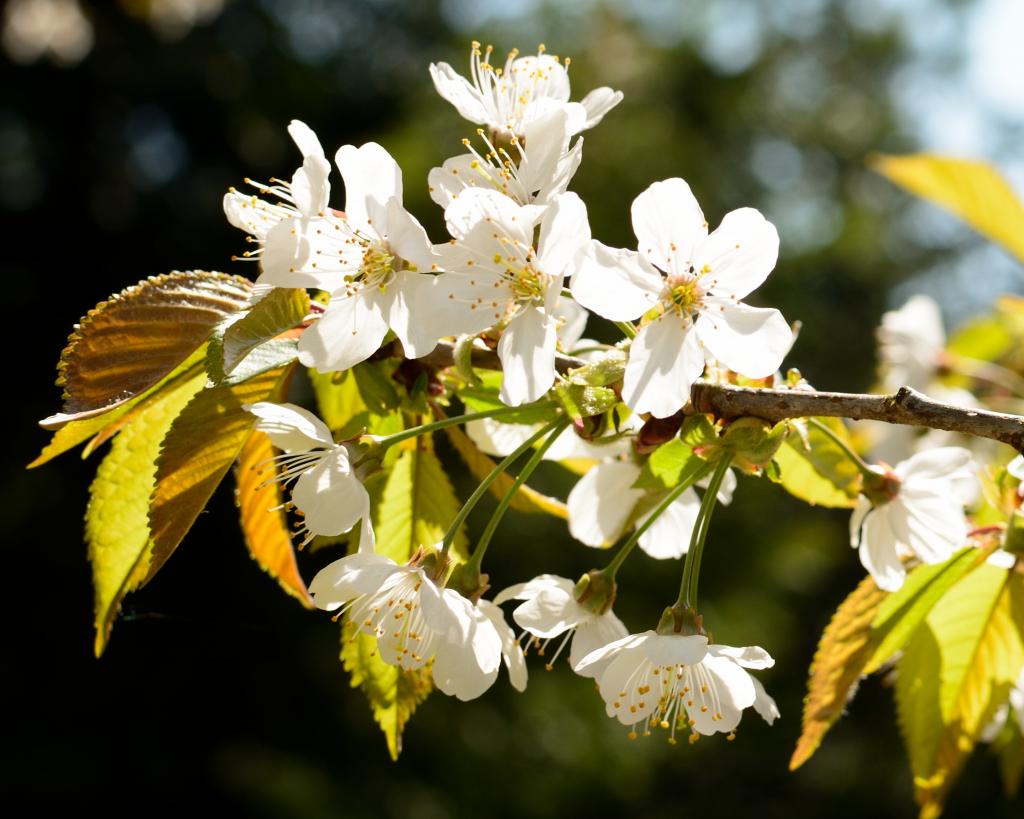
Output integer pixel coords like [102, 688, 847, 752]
[896, 565, 1023, 818]
[86, 366, 207, 655]
[864, 548, 989, 674]
[234, 430, 313, 608]
[43, 271, 252, 428]
[773, 418, 861, 509]
[222, 288, 309, 374]
[146, 364, 294, 584]
[341, 619, 432, 760]
[444, 424, 568, 519]
[871, 153, 1024, 264]
[374, 437, 468, 563]
[635, 439, 698, 491]
[790, 575, 888, 770]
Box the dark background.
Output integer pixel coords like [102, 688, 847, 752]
[5, 1, 1022, 816]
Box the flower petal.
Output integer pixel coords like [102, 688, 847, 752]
[709, 644, 775, 670]
[570, 240, 662, 321]
[631, 178, 707, 274]
[292, 448, 370, 538]
[512, 584, 585, 638]
[857, 506, 906, 592]
[569, 611, 629, 671]
[622, 315, 705, 418]
[696, 302, 792, 378]
[384, 269, 442, 359]
[751, 675, 781, 724]
[643, 633, 709, 667]
[287, 119, 325, 160]
[493, 574, 575, 606]
[429, 61, 490, 124]
[307, 552, 396, 611]
[573, 631, 651, 679]
[497, 306, 558, 406]
[537, 191, 590, 277]
[635, 488, 700, 559]
[478, 600, 528, 692]
[567, 460, 645, 547]
[297, 288, 389, 373]
[895, 446, 975, 483]
[290, 154, 331, 218]
[694, 207, 779, 301]
[335, 142, 403, 228]
[245, 401, 334, 451]
[580, 87, 624, 129]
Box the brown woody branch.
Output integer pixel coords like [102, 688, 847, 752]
[422, 341, 1024, 453]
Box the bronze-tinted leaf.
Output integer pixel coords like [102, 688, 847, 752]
[222, 288, 309, 375]
[44, 271, 252, 428]
[234, 430, 313, 607]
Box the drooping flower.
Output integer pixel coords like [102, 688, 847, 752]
[571, 177, 792, 418]
[494, 574, 628, 670]
[246, 401, 374, 549]
[225, 121, 442, 372]
[428, 107, 582, 213]
[429, 42, 622, 140]
[431, 188, 592, 405]
[567, 459, 736, 559]
[575, 631, 779, 742]
[850, 447, 977, 592]
[310, 550, 523, 700]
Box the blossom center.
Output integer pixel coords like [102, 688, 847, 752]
[662, 270, 706, 317]
[346, 571, 439, 669]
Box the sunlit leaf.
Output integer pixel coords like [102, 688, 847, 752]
[444, 424, 568, 519]
[772, 418, 861, 508]
[896, 565, 1023, 818]
[309, 369, 369, 435]
[340, 619, 432, 761]
[234, 430, 313, 608]
[790, 575, 888, 770]
[871, 153, 1024, 264]
[996, 719, 1024, 799]
[43, 271, 252, 428]
[222, 288, 309, 375]
[146, 363, 294, 583]
[86, 366, 207, 656]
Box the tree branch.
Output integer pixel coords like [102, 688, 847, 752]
[422, 341, 1024, 453]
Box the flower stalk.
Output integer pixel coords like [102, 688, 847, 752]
[677, 454, 734, 613]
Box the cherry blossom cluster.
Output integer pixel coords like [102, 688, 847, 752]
[222, 43, 996, 744]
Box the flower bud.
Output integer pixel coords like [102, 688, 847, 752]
[573, 569, 617, 615]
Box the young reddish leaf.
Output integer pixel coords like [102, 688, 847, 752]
[791, 575, 888, 770]
[146, 363, 294, 584]
[234, 430, 313, 608]
[43, 271, 252, 428]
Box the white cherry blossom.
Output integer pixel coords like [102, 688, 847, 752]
[567, 459, 736, 559]
[575, 631, 779, 741]
[431, 188, 592, 405]
[877, 294, 945, 392]
[246, 401, 374, 549]
[849, 447, 977, 592]
[494, 574, 628, 670]
[310, 551, 520, 700]
[571, 177, 792, 418]
[429, 42, 622, 140]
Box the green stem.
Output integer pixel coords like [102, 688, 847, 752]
[462, 417, 571, 575]
[615, 320, 638, 340]
[440, 416, 565, 559]
[372, 401, 559, 452]
[807, 417, 875, 478]
[602, 461, 715, 579]
[677, 455, 733, 611]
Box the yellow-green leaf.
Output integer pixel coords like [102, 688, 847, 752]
[309, 369, 369, 435]
[791, 575, 888, 770]
[86, 366, 207, 656]
[146, 364, 293, 583]
[871, 153, 1024, 264]
[444, 424, 568, 519]
[896, 566, 1023, 818]
[340, 619, 432, 760]
[234, 430, 313, 608]
[44, 271, 252, 427]
[222, 288, 308, 375]
[996, 718, 1024, 799]
[773, 419, 862, 509]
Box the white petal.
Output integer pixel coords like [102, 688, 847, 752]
[694, 208, 779, 301]
[297, 288, 389, 373]
[383, 199, 436, 274]
[751, 675, 781, 724]
[858, 507, 906, 592]
[635, 488, 700, 559]
[292, 448, 370, 537]
[290, 154, 330, 218]
[896, 447, 975, 483]
[493, 574, 575, 606]
[245, 401, 334, 451]
[569, 612, 629, 670]
[419, 270, 511, 338]
[597, 645, 660, 725]
[287, 119, 325, 160]
[567, 460, 645, 547]
[622, 316, 705, 418]
[553, 295, 588, 350]
[465, 418, 537, 458]
[335, 142, 403, 228]
[580, 87, 624, 129]
[570, 240, 662, 321]
[307, 552, 396, 611]
[709, 644, 775, 670]
[384, 269, 441, 359]
[223, 191, 279, 240]
[429, 61, 489, 124]
[512, 584, 585, 637]
[573, 631, 651, 679]
[497, 307, 558, 406]
[1007, 455, 1024, 481]
[443, 187, 538, 243]
[260, 219, 328, 290]
[696, 303, 792, 378]
[643, 633, 709, 667]
[478, 600, 528, 692]
[432, 638, 499, 701]
[538, 136, 583, 204]
[427, 154, 479, 210]
[631, 178, 707, 274]
[519, 108, 571, 195]
[537, 192, 590, 277]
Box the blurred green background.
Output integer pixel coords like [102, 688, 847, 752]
[7, 0, 1023, 816]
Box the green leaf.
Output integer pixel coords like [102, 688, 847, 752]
[353, 359, 401, 415]
[222, 288, 309, 375]
[86, 366, 207, 656]
[555, 382, 617, 420]
[374, 437, 468, 563]
[871, 153, 1024, 264]
[721, 417, 787, 468]
[773, 418, 861, 508]
[946, 317, 1013, 364]
[790, 575, 888, 770]
[43, 271, 251, 427]
[566, 351, 627, 387]
[996, 719, 1024, 799]
[234, 430, 313, 608]
[458, 371, 555, 425]
[340, 619, 432, 761]
[146, 363, 294, 584]
[864, 548, 989, 674]
[309, 369, 368, 434]
[634, 417, 718, 491]
[896, 565, 1023, 817]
